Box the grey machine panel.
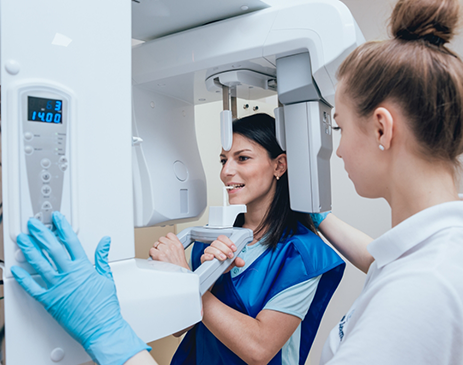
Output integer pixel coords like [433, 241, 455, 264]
[276, 52, 333, 213]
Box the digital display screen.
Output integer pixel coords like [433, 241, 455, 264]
[28, 96, 63, 124]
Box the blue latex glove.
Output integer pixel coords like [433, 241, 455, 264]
[11, 211, 150, 365]
[310, 211, 331, 230]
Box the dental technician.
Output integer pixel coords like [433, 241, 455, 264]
[10, 0, 463, 364]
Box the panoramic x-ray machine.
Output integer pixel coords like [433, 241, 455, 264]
[0, 0, 363, 363]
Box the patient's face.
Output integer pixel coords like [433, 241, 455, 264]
[219, 134, 276, 211]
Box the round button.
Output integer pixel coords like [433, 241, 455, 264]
[50, 347, 65, 362]
[5, 59, 20, 75]
[41, 171, 52, 183]
[41, 185, 52, 197]
[34, 212, 43, 221]
[41, 158, 51, 168]
[41, 201, 53, 211]
[59, 163, 68, 171]
[173, 160, 188, 182]
[15, 249, 26, 263]
[24, 145, 33, 155]
[24, 132, 33, 141]
[59, 156, 68, 164]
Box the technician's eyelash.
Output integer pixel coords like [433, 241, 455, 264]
[333, 126, 341, 131]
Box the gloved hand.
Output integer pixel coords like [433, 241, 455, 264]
[11, 211, 150, 365]
[310, 211, 331, 230]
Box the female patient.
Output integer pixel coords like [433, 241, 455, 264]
[149, 113, 345, 365]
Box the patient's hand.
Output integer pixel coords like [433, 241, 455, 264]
[149, 233, 190, 270]
[200, 235, 246, 274]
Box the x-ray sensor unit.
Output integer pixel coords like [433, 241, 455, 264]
[132, 0, 365, 214]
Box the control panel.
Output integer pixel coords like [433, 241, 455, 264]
[18, 86, 73, 231]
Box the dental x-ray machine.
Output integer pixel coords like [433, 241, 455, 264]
[0, 0, 363, 363]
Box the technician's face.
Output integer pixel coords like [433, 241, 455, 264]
[220, 134, 276, 210]
[334, 82, 382, 198]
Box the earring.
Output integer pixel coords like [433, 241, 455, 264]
[379, 144, 385, 151]
[276, 175, 280, 180]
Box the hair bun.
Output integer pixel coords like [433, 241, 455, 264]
[390, 0, 460, 46]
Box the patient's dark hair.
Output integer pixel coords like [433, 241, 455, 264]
[232, 113, 316, 249]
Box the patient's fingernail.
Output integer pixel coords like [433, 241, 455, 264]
[220, 254, 226, 260]
[231, 244, 237, 251]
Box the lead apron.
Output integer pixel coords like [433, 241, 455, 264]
[171, 224, 345, 365]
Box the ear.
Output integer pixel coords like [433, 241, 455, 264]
[274, 153, 287, 177]
[372, 107, 394, 150]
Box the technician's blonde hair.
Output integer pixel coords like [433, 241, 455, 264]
[337, 0, 463, 166]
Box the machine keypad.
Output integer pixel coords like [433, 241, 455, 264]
[24, 145, 33, 155]
[41, 158, 51, 168]
[41, 185, 52, 197]
[41, 170, 52, 182]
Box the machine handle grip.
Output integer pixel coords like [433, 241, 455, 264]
[176, 226, 253, 296]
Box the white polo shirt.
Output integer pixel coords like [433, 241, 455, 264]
[320, 201, 463, 365]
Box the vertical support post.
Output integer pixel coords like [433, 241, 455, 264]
[231, 95, 237, 119]
[222, 85, 230, 111]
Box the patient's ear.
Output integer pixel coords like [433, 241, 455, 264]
[274, 153, 287, 176]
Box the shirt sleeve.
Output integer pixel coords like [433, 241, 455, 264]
[263, 275, 322, 320]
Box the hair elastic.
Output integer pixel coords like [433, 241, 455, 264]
[396, 30, 445, 47]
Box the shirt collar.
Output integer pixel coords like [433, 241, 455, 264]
[367, 201, 463, 269]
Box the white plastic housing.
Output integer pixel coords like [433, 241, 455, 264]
[284, 101, 333, 212]
[4, 259, 202, 364]
[132, 85, 207, 227]
[132, 0, 364, 107]
[0, 1, 201, 364]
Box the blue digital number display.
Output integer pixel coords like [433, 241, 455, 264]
[28, 96, 63, 124]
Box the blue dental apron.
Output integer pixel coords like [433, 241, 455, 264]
[171, 223, 345, 365]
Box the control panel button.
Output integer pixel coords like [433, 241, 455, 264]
[24, 132, 33, 141]
[59, 156, 68, 164]
[50, 347, 65, 362]
[59, 163, 68, 171]
[15, 249, 26, 263]
[41, 201, 52, 211]
[41, 185, 52, 197]
[24, 145, 33, 155]
[34, 212, 43, 221]
[41, 158, 51, 168]
[41, 171, 52, 183]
